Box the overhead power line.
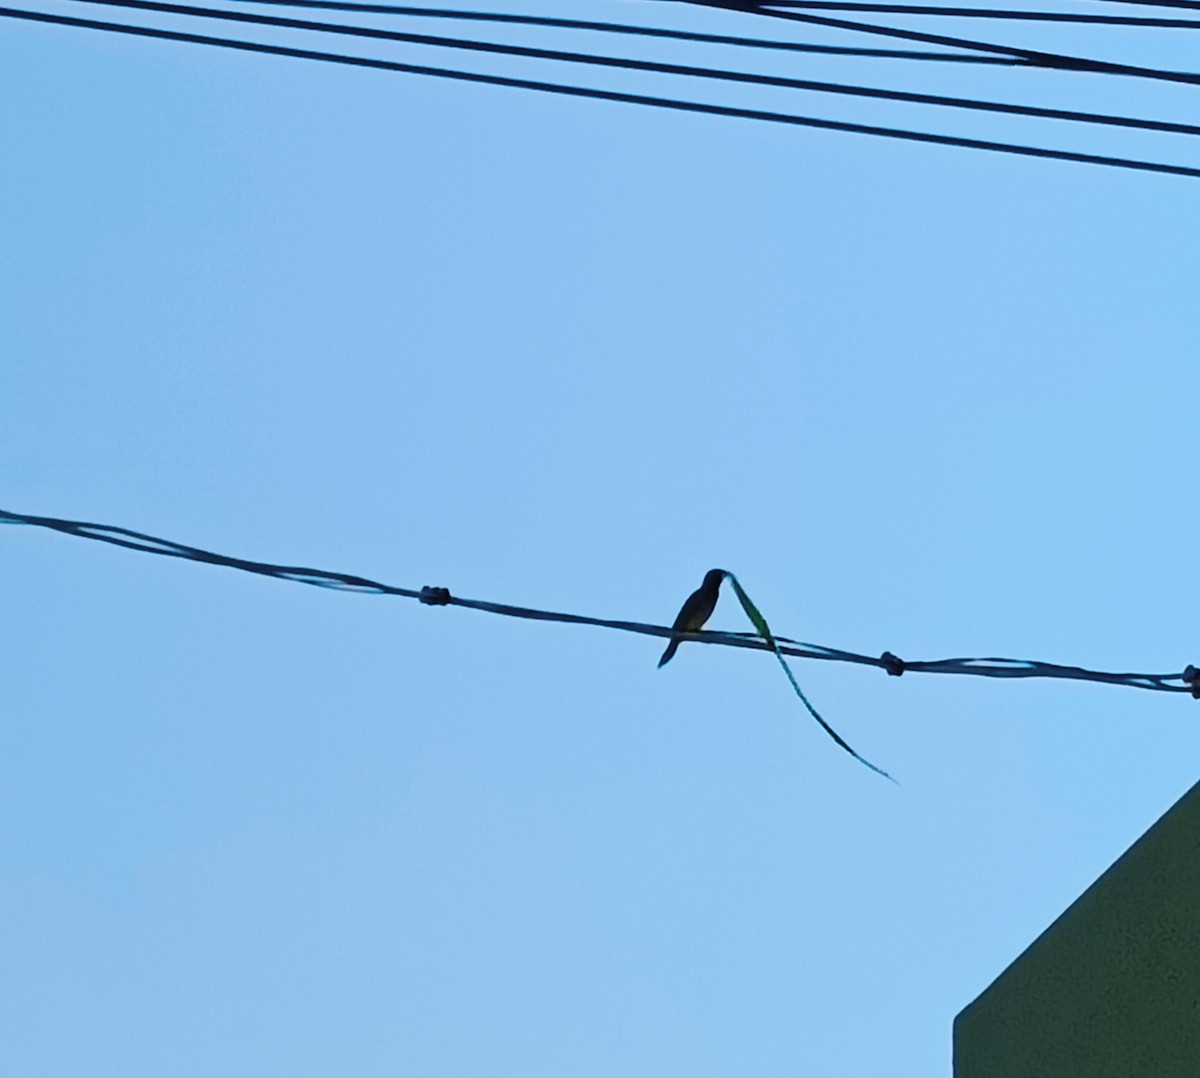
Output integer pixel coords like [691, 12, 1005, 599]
[680, 0, 1200, 84]
[203, 0, 1200, 90]
[53, 0, 1200, 140]
[210, 0, 1023, 64]
[1086, 0, 1200, 9]
[5, 6, 1200, 178]
[759, 1, 1200, 27]
[4, 508, 1197, 700]
[88, 0, 1200, 85]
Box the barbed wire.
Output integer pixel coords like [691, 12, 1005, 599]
[4, 507, 1196, 698]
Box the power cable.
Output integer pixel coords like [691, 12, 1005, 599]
[760, 2, 1200, 27]
[674, 0, 1200, 85]
[206, 0, 1023, 64]
[59, 0, 1200, 140]
[4, 508, 1196, 699]
[6, 6, 1200, 177]
[1087, 0, 1200, 9]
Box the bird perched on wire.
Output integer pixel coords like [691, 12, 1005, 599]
[658, 568, 727, 667]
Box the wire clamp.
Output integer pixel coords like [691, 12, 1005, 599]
[1183, 665, 1200, 698]
[419, 585, 452, 606]
[880, 651, 906, 677]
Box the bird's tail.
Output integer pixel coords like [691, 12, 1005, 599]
[658, 638, 680, 668]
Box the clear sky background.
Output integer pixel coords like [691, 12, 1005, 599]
[3, 2, 1199, 1073]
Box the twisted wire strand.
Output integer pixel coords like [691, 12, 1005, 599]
[3, 508, 1193, 696]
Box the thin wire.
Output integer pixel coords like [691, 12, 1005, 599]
[760, 1, 1200, 27]
[58, 0, 1200, 140]
[8, 7, 1200, 178]
[1090, 0, 1200, 9]
[204, 0, 1022, 64]
[3, 508, 1194, 696]
[674, 0, 1200, 84]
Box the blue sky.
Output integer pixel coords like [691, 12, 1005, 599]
[3, 2, 1200, 1073]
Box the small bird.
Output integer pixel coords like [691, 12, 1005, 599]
[658, 568, 727, 667]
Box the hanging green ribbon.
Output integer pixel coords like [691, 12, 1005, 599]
[724, 572, 895, 783]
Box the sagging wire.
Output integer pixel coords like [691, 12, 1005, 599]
[5, 508, 1198, 780]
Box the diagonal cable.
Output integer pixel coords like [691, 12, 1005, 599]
[675, 0, 1200, 85]
[10, 5, 1200, 178]
[3, 508, 1195, 697]
[205, 0, 1023, 64]
[760, 1, 1200, 27]
[54, 0, 1200, 139]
